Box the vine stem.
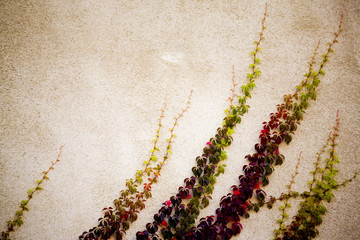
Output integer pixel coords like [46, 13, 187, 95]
[317, 14, 343, 76]
[145, 90, 193, 185]
[276, 152, 301, 237]
[295, 40, 321, 94]
[320, 109, 340, 183]
[134, 94, 168, 183]
[21, 145, 63, 209]
[162, 90, 193, 165]
[251, 2, 267, 75]
[309, 128, 332, 192]
[228, 65, 237, 108]
[1, 146, 63, 240]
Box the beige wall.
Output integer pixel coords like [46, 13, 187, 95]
[1, 1, 359, 239]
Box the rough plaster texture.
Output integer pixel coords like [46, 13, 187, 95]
[1, 0, 359, 239]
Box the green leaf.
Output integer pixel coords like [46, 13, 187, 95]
[206, 185, 214, 195]
[217, 165, 225, 175]
[313, 78, 320, 87]
[201, 197, 210, 208]
[220, 151, 227, 161]
[227, 128, 234, 135]
[15, 217, 23, 226]
[16, 210, 23, 217]
[136, 177, 143, 184]
[209, 175, 216, 185]
[238, 97, 246, 105]
[284, 134, 292, 144]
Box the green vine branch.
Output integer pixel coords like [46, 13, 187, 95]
[275, 152, 302, 234]
[1, 146, 64, 240]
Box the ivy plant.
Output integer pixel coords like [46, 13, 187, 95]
[0, 6, 351, 240]
[1, 146, 63, 240]
[136, 4, 268, 240]
[79, 91, 193, 240]
[246, 111, 358, 240]
[181, 14, 344, 240]
[270, 111, 359, 240]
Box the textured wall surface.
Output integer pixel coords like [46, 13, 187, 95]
[1, 1, 359, 239]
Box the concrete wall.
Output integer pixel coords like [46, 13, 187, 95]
[1, 0, 359, 239]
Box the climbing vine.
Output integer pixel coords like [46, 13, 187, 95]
[177, 14, 344, 240]
[136, 4, 268, 240]
[1, 4, 355, 240]
[80, 91, 193, 240]
[246, 111, 359, 240]
[1, 146, 63, 240]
